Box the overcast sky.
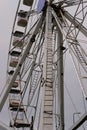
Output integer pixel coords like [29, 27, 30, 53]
[0, 0, 18, 87]
[0, 0, 19, 124]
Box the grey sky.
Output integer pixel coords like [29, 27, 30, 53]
[0, 0, 18, 87]
[0, 0, 18, 124]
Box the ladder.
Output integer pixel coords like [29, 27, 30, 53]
[29, 66, 41, 104]
[43, 6, 53, 130]
[72, 44, 87, 72]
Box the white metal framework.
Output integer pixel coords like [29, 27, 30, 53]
[0, 0, 87, 130]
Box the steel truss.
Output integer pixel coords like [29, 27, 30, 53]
[0, 0, 87, 130]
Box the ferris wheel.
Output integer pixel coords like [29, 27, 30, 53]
[0, 0, 87, 130]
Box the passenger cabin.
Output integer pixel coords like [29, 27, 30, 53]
[9, 58, 18, 67]
[13, 31, 24, 48]
[23, 0, 34, 6]
[9, 99, 20, 108]
[17, 10, 28, 27]
[12, 81, 19, 88]
[8, 70, 14, 75]
[10, 88, 21, 94]
[10, 50, 21, 57]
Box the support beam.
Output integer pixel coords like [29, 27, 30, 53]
[52, 8, 65, 130]
[69, 112, 87, 130]
[64, 10, 87, 37]
[57, 26, 64, 130]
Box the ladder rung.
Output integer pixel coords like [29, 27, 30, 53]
[44, 105, 53, 107]
[43, 113, 53, 118]
[43, 123, 53, 125]
[45, 85, 52, 88]
[46, 63, 52, 65]
[44, 100, 53, 102]
[46, 67, 52, 69]
[45, 89, 53, 91]
[45, 95, 53, 97]
[46, 72, 52, 74]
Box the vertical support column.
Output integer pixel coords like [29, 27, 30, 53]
[42, 5, 53, 130]
[57, 26, 64, 130]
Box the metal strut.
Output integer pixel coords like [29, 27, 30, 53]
[72, 44, 87, 73]
[57, 24, 64, 130]
[52, 8, 65, 130]
[64, 10, 87, 37]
